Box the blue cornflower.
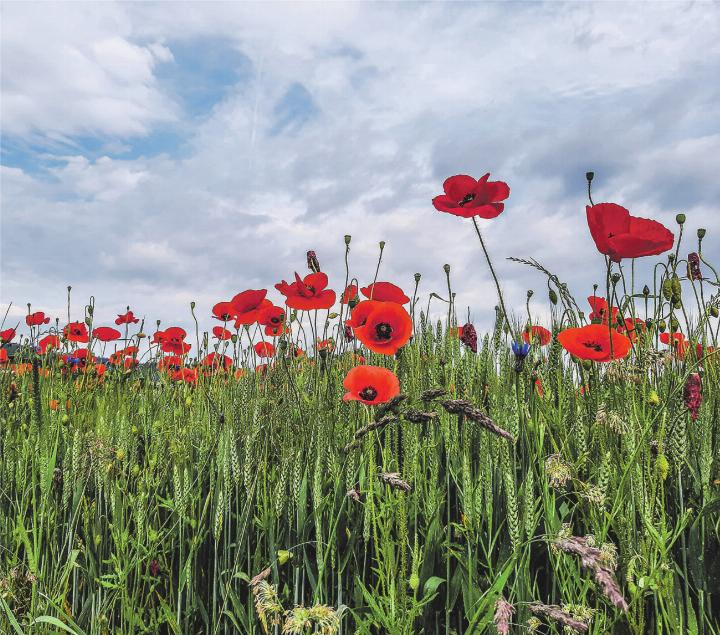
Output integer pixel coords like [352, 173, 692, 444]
[511, 341, 530, 359]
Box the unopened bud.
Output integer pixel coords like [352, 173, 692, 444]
[443, 264, 450, 274]
[527, 289, 534, 298]
[676, 213, 686, 225]
[414, 273, 421, 283]
[344, 234, 351, 245]
[548, 289, 558, 305]
[611, 273, 621, 284]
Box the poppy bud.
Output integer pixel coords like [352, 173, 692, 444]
[348, 297, 359, 309]
[658, 319, 667, 332]
[643, 285, 650, 297]
[414, 273, 421, 283]
[190, 301, 196, 309]
[527, 289, 534, 298]
[697, 228, 706, 239]
[87, 305, 93, 316]
[662, 279, 672, 300]
[586, 172, 594, 182]
[548, 289, 558, 305]
[676, 213, 686, 225]
[645, 318, 654, 329]
[671, 275, 681, 297]
[687, 252, 702, 280]
[443, 264, 451, 274]
[710, 306, 719, 318]
[306, 250, 320, 272]
[379, 241, 385, 249]
[344, 234, 351, 245]
[290, 312, 297, 322]
[231, 334, 238, 343]
[328, 312, 338, 319]
[137, 332, 146, 338]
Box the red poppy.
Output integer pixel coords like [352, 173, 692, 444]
[158, 355, 184, 371]
[557, 324, 631, 362]
[275, 272, 336, 311]
[228, 289, 269, 327]
[696, 343, 716, 362]
[26, 311, 50, 326]
[353, 301, 412, 355]
[346, 300, 383, 330]
[317, 339, 334, 352]
[361, 282, 410, 304]
[1, 328, 15, 343]
[660, 331, 689, 358]
[432, 173, 510, 219]
[64, 322, 89, 343]
[534, 378, 544, 398]
[115, 310, 140, 325]
[92, 326, 121, 342]
[212, 301, 236, 322]
[38, 334, 60, 354]
[294, 347, 305, 357]
[587, 296, 619, 326]
[202, 353, 233, 370]
[64, 348, 95, 367]
[155, 327, 191, 355]
[265, 323, 288, 337]
[343, 365, 401, 405]
[234, 368, 246, 380]
[522, 325, 552, 346]
[620, 318, 646, 343]
[258, 304, 285, 328]
[171, 367, 198, 384]
[341, 284, 359, 304]
[586, 203, 674, 262]
[95, 363, 107, 377]
[212, 326, 233, 341]
[0, 349, 7, 364]
[254, 341, 276, 358]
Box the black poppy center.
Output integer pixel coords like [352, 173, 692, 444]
[375, 323, 393, 340]
[583, 341, 604, 352]
[458, 193, 476, 207]
[359, 386, 378, 401]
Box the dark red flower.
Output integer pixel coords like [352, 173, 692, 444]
[361, 282, 410, 304]
[229, 290, 269, 327]
[522, 325, 552, 347]
[353, 301, 412, 355]
[586, 203, 674, 262]
[92, 326, 121, 342]
[687, 252, 702, 281]
[458, 323, 478, 353]
[64, 322, 89, 343]
[212, 326, 232, 341]
[254, 341, 276, 358]
[276, 272, 336, 311]
[38, 334, 60, 354]
[557, 324, 631, 362]
[115, 310, 140, 325]
[684, 372, 702, 420]
[0, 328, 15, 344]
[343, 365, 400, 405]
[432, 173, 509, 219]
[26, 311, 50, 326]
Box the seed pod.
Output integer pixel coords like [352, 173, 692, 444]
[671, 275, 681, 297]
[670, 317, 680, 331]
[676, 213, 686, 225]
[710, 306, 719, 318]
[658, 319, 667, 332]
[548, 289, 558, 305]
[662, 279, 672, 300]
[697, 228, 706, 239]
[642, 285, 650, 297]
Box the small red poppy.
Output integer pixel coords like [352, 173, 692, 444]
[115, 310, 140, 325]
[276, 272, 336, 311]
[432, 173, 510, 219]
[155, 327, 191, 355]
[265, 324, 288, 337]
[343, 365, 400, 405]
[26, 311, 50, 326]
[361, 282, 410, 304]
[64, 322, 89, 343]
[212, 301, 236, 322]
[586, 203, 674, 262]
[254, 341, 276, 358]
[92, 326, 121, 342]
[619, 318, 646, 343]
[0, 349, 8, 364]
[522, 325, 552, 346]
[257, 304, 285, 327]
[158, 355, 184, 371]
[229, 290, 269, 327]
[1, 328, 15, 343]
[212, 326, 233, 341]
[38, 334, 60, 354]
[203, 353, 233, 370]
[172, 367, 198, 384]
[557, 324, 631, 362]
[353, 302, 412, 355]
[341, 284, 359, 304]
[587, 296, 619, 325]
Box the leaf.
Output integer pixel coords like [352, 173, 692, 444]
[31, 616, 81, 635]
[423, 575, 445, 598]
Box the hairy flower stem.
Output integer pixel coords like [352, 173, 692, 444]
[471, 217, 515, 340]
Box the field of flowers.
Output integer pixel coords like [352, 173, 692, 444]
[1, 172, 718, 634]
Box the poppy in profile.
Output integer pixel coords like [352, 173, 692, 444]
[265, 323, 288, 337]
[522, 325, 552, 346]
[1, 328, 15, 343]
[115, 310, 140, 325]
[254, 341, 276, 358]
[276, 272, 336, 311]
[557, 324, 631, 362]
[158, 355, 184, 372]
[361, 282, 410, 304]
[660, 331, 689, 358]
[38, 334, 60, 354]
[212, 326, 233, 341]
[341, 284, 359, 304]
[26, 311, 50, 326]
[696, 343, 716, 362]
[92, 326, 121, 342]
[353, 302, 412, 355]
[230, 290, 269, 327]
[212, 301, 236, 322]
[620, 318, 646, 343]
[586, 203, 674, 262]
[203, 353, 233, 370]
[0, 349, 7, 364]
[343, 365, 400, 405]
[64, 322, 89, 343]
[587, 296, 619, 326]
[172, 367, 198, 384]
[432, 173, 510, 219]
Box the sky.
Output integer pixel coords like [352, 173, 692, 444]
[2, 1, 719, 341]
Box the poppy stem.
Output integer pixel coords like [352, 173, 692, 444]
[471, 218, 515, 340]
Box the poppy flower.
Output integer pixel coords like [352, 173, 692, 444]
[660, 331, 689, 358]
[1, 328, 16, 343]
[353, 302, 412, 355]
[155, 327, 191, 355]
[696, 343, 716, 361]
[557, 324, 631, 362]
[432, 173, 510, 219]
[265, 323, 289, 337]
[586, 203, 674, 262]
[522, 325, 552, 346]
[212, 326, 233, 341]
[49, 399, 59, 411]
[229, 290, 269, 327]
[343, 365, 401, 405]
[258, 304, 286, 328]
[458, 323, 478, 353]
[94, 363, 107, 377]
[587, 296, 619, 326]
[361, 282, 410, 304]
[346, 300, 383, 330]
[171, 367, 198, 384]
[619, 318, 646, 343]
[202, 353, 232, 370]
[92, 326, 121, 342]
[342, 284, 359, 304]
[115, 310, 140, 325]
[64, 322, 89, 343]
[233, 368, 246, 380]
[158, 355, 184, 372]
[38, 334, 60, 354]
[317, 339, 334, 352]
[26, 311, 50, 326]
[534, 378, 544, 398]
[254, 341, 276, 358]
[275, 272, 336, 311]
[0, 349, 8, 364]
[212, 301, 236, 322]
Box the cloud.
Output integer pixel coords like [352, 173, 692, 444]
[2, 1, 720, 342]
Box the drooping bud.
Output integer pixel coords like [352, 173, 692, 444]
[548, 289, 558, 305]
[414, 272, 421, 283]
[306, 250, 320, 273]
[642, 285, 650, 297]
[687, 252, 702, 280]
